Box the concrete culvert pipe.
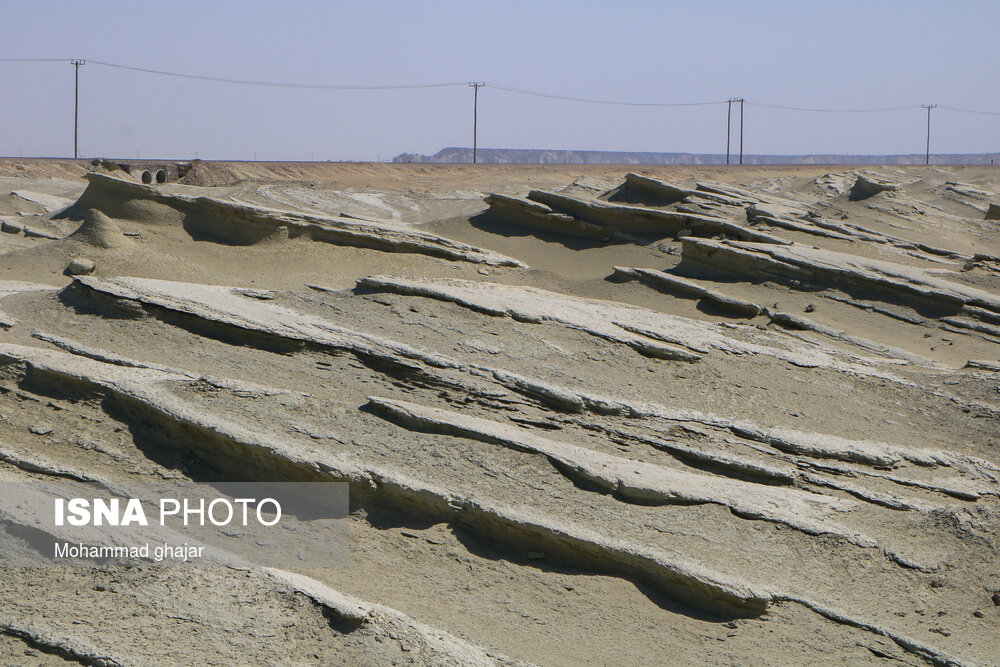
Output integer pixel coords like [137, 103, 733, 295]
[140, 170, 153, 184]
[155, 169, 167, 184]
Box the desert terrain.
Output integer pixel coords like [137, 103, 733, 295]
[0, 158, 997, 666]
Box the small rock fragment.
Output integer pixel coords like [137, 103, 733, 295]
[66, 258, 96, 276]
[29, 424, 53, 436]
[239, 288, 274, 300]
[992, 591, 1000, 606]
[804, 304, 815, 313]
[0, 220, 22, 234]
[23, 226, 59, 239]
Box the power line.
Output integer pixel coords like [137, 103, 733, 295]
[746, 101, 921, 113]
[486, 83, 727, 107]
[0, 58, 467, 90]
[4, 58, 1000, 115]
[84, 60, 470, 90]
[4, 57, 1000, 161]
[0, 58, 75, 63]
[939, 105, 1000, 117]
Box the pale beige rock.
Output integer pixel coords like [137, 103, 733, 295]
[65, 258, 95, 275]
[0, 162, 996, 666]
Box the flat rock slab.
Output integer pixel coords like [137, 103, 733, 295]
[613, 266, 763, 317]
[10, 190, 74, 213]
[357, 274, 917, 379]
[681, 238, 1000, 314]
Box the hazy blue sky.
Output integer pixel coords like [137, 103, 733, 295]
[2, 1, 998, 160]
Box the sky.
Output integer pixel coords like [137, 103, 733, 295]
[1, 0, 999, 161]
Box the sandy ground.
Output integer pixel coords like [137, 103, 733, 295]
[0, 159, 997, 666]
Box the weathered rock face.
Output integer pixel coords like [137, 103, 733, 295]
[481, 193, 605, 237]
[611, 172, 701, 204]
[849, 173, 903, 200]
[986, 202, 1000, 220]
[481, 181, 788, 244]
[613, 266, 764, 317]
[2, 163, 1000, 666]
[5, 263, 995, 664]
[945, 180, 995, 200]
[678, 237, 1000, 330]
[66, 173, 526, 267]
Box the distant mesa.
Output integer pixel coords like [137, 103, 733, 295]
[393, 147, 1000, 166]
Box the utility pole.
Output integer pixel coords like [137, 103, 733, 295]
[739, 98, 745, 165]
[922, 104, 937, 166]
[726, 99, 733, 165]
[469, 82, 484, 164]
[726, 98, 743, 165]
[72, 60, 85, 159]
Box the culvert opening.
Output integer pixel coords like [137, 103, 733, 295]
[155, 169, 167, 184]
[140, 170, 153, 184]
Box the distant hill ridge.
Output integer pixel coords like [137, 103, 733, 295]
[394, 147, 1000, 166]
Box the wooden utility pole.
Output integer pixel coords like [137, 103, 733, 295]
[469, 82, 484, 164]
[727, 98, 743, 165]
[739, 98, 745, 165]
[726, 98, 745, 165]
[72, 60, 85, 159]
[922, 104, 937, 165]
